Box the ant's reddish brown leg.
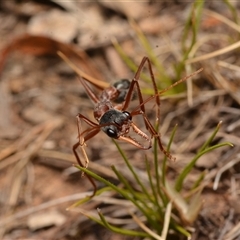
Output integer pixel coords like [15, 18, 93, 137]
[73, 114, 101, 197]
[75, 115, 92, 171]
[123, 57, 202, 160]
[131, 109, 176, 161]
[134, 57, 161, 123]
[122, 57, 160, 122]
[122, 57, 172, 159]
[72, 141, 97, 197]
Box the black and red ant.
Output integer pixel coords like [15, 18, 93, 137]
[72, 56, 202, 196]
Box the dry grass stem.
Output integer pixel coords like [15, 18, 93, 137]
[129, 211, 163, 240]
[186, 40, 240, 64]
[0, 192, 93, 227]
[218, 60, 240, 72]
[204, 9, 240, 33]
[161, 201, 172, 240]
[213, 154, 240, 190]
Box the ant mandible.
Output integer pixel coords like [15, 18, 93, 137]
[72, 56, 202, 196]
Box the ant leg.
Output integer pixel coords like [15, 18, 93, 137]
[73, 141, 97, 197]
[78, 76, 100, 104]
[76, 115, 90, 171]
[133, 57, 160, 123]
[122, 57, 147, 112]
[120, 57, 169, 158]
[72, 113, 100, 197]
[131, 67, 203, 112]
[124, 57, 202, 160]
[132, 109, 176, 161]
[130, 67, 203, 160]
[122, 57, 160, 129]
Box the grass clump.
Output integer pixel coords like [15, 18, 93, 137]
[71, 122, 232, 239]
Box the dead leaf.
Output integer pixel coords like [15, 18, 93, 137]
[0, 34, 103, 80]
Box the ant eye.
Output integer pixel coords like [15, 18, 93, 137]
[106, 128, 118, 138]
[123, 111, 132, 120]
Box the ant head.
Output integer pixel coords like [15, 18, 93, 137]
[99, 109, 131, 138]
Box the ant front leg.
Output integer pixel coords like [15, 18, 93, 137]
[132, 109, 176, 161]
[74, 115, 89, 171]
[72, 113, 100, 197]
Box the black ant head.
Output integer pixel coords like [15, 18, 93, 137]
[99, 109, 131, 138]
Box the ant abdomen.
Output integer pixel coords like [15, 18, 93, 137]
[113, 79, 137, 103]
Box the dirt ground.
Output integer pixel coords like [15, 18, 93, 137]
[0, 1, 240, 240]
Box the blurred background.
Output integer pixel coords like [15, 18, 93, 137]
[0, 1, 240, 239]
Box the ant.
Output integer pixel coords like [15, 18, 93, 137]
[72, 56, 203, 196]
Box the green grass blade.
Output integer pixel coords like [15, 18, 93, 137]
[97, 209, 149, 237]
[71, 186, 112, 207]
[145, 158, 164, 216]
[223, 0, 239, 25]
[76, 165, 137, 199]
[111, 165, 155, 216]
[112, 140, 154, 203]
[153, 129, 168, 206]
[176, 0, 205, 77]
[129, 19, 171, 87]
[199, 121, 222, 152]
[162, 124, 178, 186]
[190, 170, 206, 191]
[175, 142, 233, 191]
[112, 38, 151, 83]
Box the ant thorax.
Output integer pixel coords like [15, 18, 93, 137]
[99, 79, 132, 104]
[99, 86, 119, 102]
[93, 99, 114, 122]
